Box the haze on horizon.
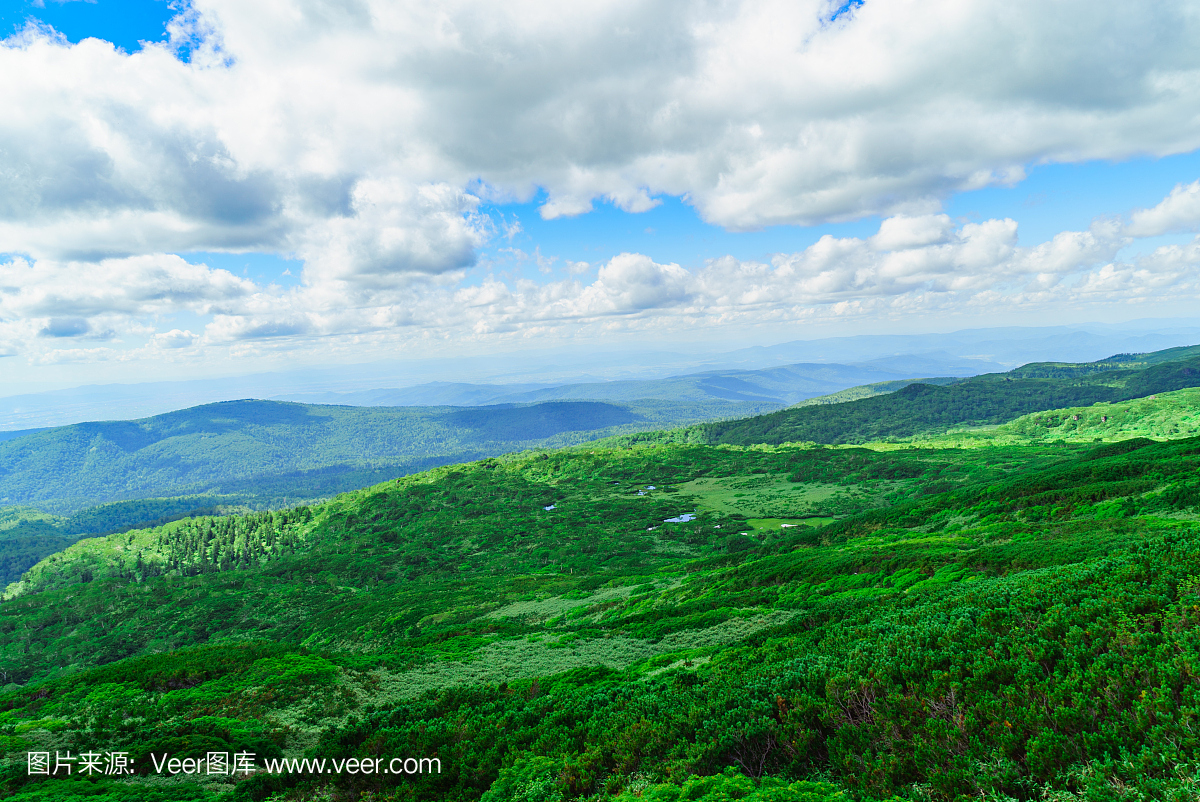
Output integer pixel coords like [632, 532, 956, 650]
[2, 0, 1200, 395]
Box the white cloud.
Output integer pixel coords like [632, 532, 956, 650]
[295, 180, 486, 292]
[0, 254, 253, 320]
[5, 201, 1198, 365]
[1126, 180, 1200, 236]
[571, 253, 691, 315]
[3, 1, 1200, 364]
[3, 0, 1200, 260]
[449, 206, 1195, 335]
[868, 215, 955, 251]
[151, 329, 199, 349]
[0, 254, 256, 361]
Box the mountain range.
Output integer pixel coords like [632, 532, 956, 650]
[5, 320, 1200, 430]
[3, 339, 1200, 800]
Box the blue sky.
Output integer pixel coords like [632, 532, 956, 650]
[478, 149, 1200, 280]
[2, 0, 1200, 391]
[178, 151, 1200, 291]
[0, 0, 173, 53]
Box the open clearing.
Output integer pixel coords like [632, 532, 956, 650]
[677, 474, 866, 519]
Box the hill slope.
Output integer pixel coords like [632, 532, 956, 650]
[0, 398, 785, 586]
[699, 348, 1200, 445]
[0, 398, 772, 516]
[3, 423, 1200, 799]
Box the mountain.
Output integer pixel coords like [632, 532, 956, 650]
[272, 354, 997, 408]
[0, 397, 788, 586]
[0, 398, 778, 518]
[3, 406, 1200, 800]
[695, 346, 1200, 446]
[2, 345, 1198, 588]
[719, 321, 1200, 368]
[8, 319, 1200, 430]
[0, 345, 993, 431]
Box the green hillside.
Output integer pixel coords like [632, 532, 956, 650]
[915, 386, 1200, 446]
[2, 343, 1193, 589]
[790, 376, 960, 408]
[0, 496, 251, 588]
[0, 398, 781, 587]
[0, 398, 778, 516]
[2, 348, 1200, 800]
[3, 407, 1200, 799]
[698, 350, 1200, 446]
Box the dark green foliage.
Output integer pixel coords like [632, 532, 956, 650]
[62, 497, 231, 536]
[0, 398, 773, 516]
[2, 391, 1200, 798]
[445, 402, 640, 439]
[701, 354, 1200, 446]
[0, 532, 79, 592]
[0, 496, 238, 586]
[0, 398, 777, 587]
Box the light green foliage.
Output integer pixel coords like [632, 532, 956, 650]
[926, 386, 1200, 445]
[483, 756, 566, 802]
[4, 351, 1200, 800]
[677, 474, 852, 519]
[0, 507, 59, 531]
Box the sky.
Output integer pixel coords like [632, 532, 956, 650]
[2, 0, 1200, 393]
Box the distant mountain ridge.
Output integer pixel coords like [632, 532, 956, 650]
[0, 353, 992, 515]
[274, 353, 995, 408]
[2, 341, 1199, 590]
[0, 399, 743, 517]
[7, 320, 1199, 430]
[698, 345, 1200, 446]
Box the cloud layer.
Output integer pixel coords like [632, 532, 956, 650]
[7, 2, 1200, 248]
[3, 1, 1200, 363]
[5, 194, 1196, 365]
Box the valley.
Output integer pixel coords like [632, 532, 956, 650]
[1, 345, 1200, 800]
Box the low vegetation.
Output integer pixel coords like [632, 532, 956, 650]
[0, 398, 778, 586]
[698, 350, 1200, 445]
[1, 345, 1200, 800]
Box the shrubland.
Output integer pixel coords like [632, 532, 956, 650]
[2, 346, 1200, 800]
[1, 429, 1199, 800]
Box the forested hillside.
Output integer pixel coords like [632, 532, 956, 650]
[3, 396, 1200, 800]
[0, 398, 776, 517]
[0, 398, 783, 587]
[0, 497, 241, 588]
[698, 350, 1200, 445]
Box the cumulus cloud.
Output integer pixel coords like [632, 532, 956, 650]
[421, 207, 1195, 338]
[868, 215, 955, 251]
[0, 255, 254, 320]
[0, 254, 256, 359]
[3, 0, 1200, 261]
[1126, 180, 1200, 237]
[570, 254, 691, 315]
[151, 329, 199, 349]
[296, 180, 486, 292]
[3, 1, 1200, 363]
[4, 199, 1198, 363]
